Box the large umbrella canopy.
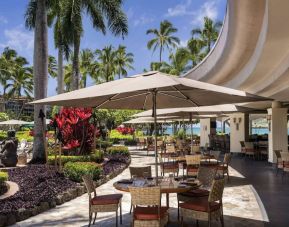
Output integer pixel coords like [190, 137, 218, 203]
[133, 104, 258, 118]
[28, 119, 51, 125]
[0, 119, 31, 125]
[123, 117, 189, 124]
[31, 71, 271, 179]
[31, 71, 269, 108]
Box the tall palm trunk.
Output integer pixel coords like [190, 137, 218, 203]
[31, 0, 48, 164]
[57, 47, 64, 94]
[72, 37, 80, 90]
[159, 44, 163, 63]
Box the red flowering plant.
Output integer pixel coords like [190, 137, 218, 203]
[116, 126, 135, 135]
[51, 107, 100, 155]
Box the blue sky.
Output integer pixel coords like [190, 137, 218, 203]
[0, 0, 226, 96]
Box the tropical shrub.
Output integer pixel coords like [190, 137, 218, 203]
[52, 107, 100, 154]
[63, 162, 102, 182]
[106, 146, 129, 156]
[47, 150, 103, 165]
[0, 172, 8, 183]
[0, 112, 9, 121]
[95, 139, 113, 150]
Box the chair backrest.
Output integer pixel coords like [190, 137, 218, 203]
[129, 166, 152, 178]
[280, 152, 289, 162]
[192, 145, 200, 153]
[223, 153, 232, 165]
[240, 141, 245, 148]
[166, 144, 176, 153]
[197, 166, 216, 188]
[274, 150, 282, 159]
[129, 186, 161, 207]
[208, 178, 225, 203]
[186, 154, 201, 165]
[158, 154, 164, 164]
[138, 137, 145, 143]
[157, 140, 163, 147]
[82, 174, 96, 198]
[211, 150, 221, 160]
[244, 142, 254, 149]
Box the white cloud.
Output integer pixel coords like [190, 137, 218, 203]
[179, 39, 188, 47]
[133, 15, 154, 27]
[166, 0, 192, 17]
[0, 16, 8, 24]
[0, 26, 34, 52]
[191, 1, 218, 25]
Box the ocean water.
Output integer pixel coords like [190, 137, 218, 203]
[163, 126, 272, 136]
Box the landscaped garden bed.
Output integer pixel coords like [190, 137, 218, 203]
[0, 146, 131, 227]
[0, 172, 8, 196]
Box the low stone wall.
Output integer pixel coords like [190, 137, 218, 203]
[0, 157, 131, 227]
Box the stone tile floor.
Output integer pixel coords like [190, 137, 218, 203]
[13, 148, 268, 227]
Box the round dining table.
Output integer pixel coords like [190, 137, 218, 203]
[113, 177, 201, 207]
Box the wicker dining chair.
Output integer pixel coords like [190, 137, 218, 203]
[82, 175, 123, 227]
[129, 166, 152, 178]
[158, 154, 179, 176]
[177, 166, 217, 219]
[186, 154, 201, 177]
[217, 153, 232, 181]
[180, 177, 225, 227]
[129, 186, 169, 227]
[244, 142, 257, 159]
[129, 166, 152, 213]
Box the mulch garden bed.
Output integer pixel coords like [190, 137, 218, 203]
[0, 156, 131, 227]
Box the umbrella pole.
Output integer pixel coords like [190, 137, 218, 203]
[190, 113, 193, 154]
[152, 91, 158, 182]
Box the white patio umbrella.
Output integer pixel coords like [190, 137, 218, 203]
[0, 119, 31, 125]
[31, 71, 270, 179]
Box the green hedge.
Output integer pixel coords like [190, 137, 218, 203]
[47, 150, 103, 166]
[63, 162, 102, 182]
[0, 172, 8, 183]
[106, 146, 129, 156]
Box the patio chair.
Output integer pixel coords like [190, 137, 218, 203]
[240, 141, 246, 155]
[129, 166, 152, 214]
[244, 142, 257, 159]
[274, 150, 283, 175]
[280, 151, 289, 179]
[258, 141, 268, 160]
[82, 175, 123, 227]
[186, 154, 201, 177]
[217, 153, 232, 181]
[137, 137, 146, 150]
[129, 186, 169, 227]
[147, 140, 163, 156]
[180, 177, 225, 227]
[158, 154, 179, 176]
[192, 145, 200, 154]
[177, 166, 217, 219]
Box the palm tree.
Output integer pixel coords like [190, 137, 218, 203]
[187, 38, 204, 67]
[146, 20, 180, 63]
[93, 45, 117, 83]
[191, 17, 222, 54]
[161, 48, 190, 76]
[25, 0, 70, 94]
[4, 67, 33, 99]
[80, 49, 94, 88]
[30, 0, 48, 164]
[61, 0, 128, 90]
[115, 45, 134, 79]
[48, 55, 57, 78]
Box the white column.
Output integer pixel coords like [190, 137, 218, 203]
[200, 118, 216, 147]
[267, 101, 288, 163]
[229, 113, 249, 153]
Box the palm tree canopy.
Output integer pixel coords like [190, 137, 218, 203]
[146, 20, 180, 62]
[115, 45, 134, 79]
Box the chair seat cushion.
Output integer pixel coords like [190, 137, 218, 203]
[187, 166, 198, 172]
[217, 165, 227, 171]
[162, 163, 178, 169]
[180, 199, 221, 212]
[134, 206, 168, 220]
[91, 194, 122, 205]
[179, 189, 209, 197]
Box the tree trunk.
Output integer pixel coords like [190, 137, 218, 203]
[57, 47, 64, 94]
[72, 37, 80, 90]
[30, 0, 48, 164]
[159, 44, 163, 63]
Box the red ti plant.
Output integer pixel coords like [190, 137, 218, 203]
[116, 126, 135, 135]
[52, 107, 100, 155]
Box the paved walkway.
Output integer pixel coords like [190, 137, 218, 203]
[14, 148, 267, 227]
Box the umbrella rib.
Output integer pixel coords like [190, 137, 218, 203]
[94, 93, 120, 108]
[172, 86, 199, 106]
[110, 92, 150, 101]
[158, 91, 190, 101]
